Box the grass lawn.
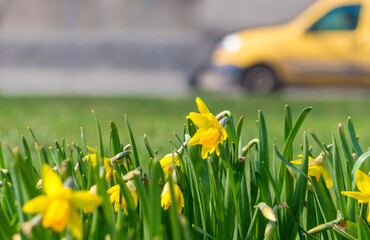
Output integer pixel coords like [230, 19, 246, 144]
[0, 93, 369, 164]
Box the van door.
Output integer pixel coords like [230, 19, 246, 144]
[285, 4, 366, 85]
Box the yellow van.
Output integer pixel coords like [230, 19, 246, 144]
[198, 0, 370, 91]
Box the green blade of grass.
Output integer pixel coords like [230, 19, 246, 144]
[125, 115, 140, 169]
[358, 217, 370, 240]
[347, 117, 363, 156]
[110, 121, 122, 156]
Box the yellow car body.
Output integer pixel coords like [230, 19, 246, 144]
[211, 0, 370, 89]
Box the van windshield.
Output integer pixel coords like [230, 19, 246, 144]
[308, 5, 361, 31]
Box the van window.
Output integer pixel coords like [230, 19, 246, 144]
[309, 5, 361, 31]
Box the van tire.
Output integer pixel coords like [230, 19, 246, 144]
[242, 65, 279, 92]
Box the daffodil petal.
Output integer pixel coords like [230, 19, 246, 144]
[308, 164, 322, 177]
[42, 198, 71, 232]
[22, 195, 50, 214]
[201, 146, 213, 159]
[86, 146, 97, 153]
[161, 183, 172, 210]
[131, 191, 138, 208]
[196, 97, 210, 114]
[188, 128, 207, 146]
[42, 165, 63, 197]
[355, 170, 370, 195]
[160, 155, 173, 168]
[174, 184, 184, 213]
[322, 167, 333, 189]
[186, 113, 213, 128]
[68, 209, 82, 239]
[71, 191, 103, 211]
[115, 198, 120, 212]
[107, 185, 120, 194]
[341, 191, 369, 202]
[214, 144, 220, 156]
[220, 127, 228, 140]
[84, 154, 97, 167]
[110, 190, 120, 204]
[291, 160, 302, 165]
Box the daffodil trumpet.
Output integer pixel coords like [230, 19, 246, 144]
[161, 182, 185, 214]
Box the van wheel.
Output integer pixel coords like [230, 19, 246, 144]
[242, 65, 279, 92]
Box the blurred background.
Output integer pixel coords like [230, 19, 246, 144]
[0, 0, 315, 94]
[0, 0, 368, 160]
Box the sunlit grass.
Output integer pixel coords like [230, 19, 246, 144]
[0, 94, 368, 161]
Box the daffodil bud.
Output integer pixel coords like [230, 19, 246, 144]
[332, 220, 358, 239]
[307, 222, 333, 235]
[242, 138, 259, 156]
[215, 110, 231, 121]
[122, 169, 141, 181]
[111, 150, 131, 165]
[36, 179, 42, 189]
[257, 202, 276, 222]
[89, 185, 97, 195]
[171, 170, 178, 183]
[123, 144, 131, 151]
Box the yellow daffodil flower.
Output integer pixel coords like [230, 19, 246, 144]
[291, 153, 333, 189]
[107, 181, 138, 213]
[84, 146, 113, 181]
[161, 182, 184, 213]
[186, 97, 228, 159]
[22, 165, 102, 238]
[160, 152, 181, 177]
[341, 170, 370, 222]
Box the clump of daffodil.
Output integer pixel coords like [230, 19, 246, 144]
[161, 182, 184, 213]
[107, 180, 138, 213]
[291, 152, 333, 189]
[341, 170, 370, 222]
[84, 146, 113, 181]
[186, 97, 228, 159]
[160, 152, 181, 177]
[22, 165, 102, 238]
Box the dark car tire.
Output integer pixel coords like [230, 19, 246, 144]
[188, 65, 208, 88]
[242, 65, 280, 92]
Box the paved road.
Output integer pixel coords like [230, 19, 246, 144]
[0, 68, 189, 95]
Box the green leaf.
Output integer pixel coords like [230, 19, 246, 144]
[236, 116, 244, 149]
[332, 220, 358, 240]
[92, 110, 104, 170]
[257, 110, 269, 183]
[347, 117, 363, 156]
[282, 107, 312, 158]
[275, 146, 312, 185]
[351, 150, 370, 189]
[114, 171, 138, 229]
[245, 206, 260, 240]
[125, 115, 140, 169]
[338, 123, 355, 168]
[192, 224, 216, 240]
[358, 217, 370, 240]
[144, 134, 155, 159]
[0, 202, 16, 239]
[150, 161, 162, 239]
[110, 121, 122, 155]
